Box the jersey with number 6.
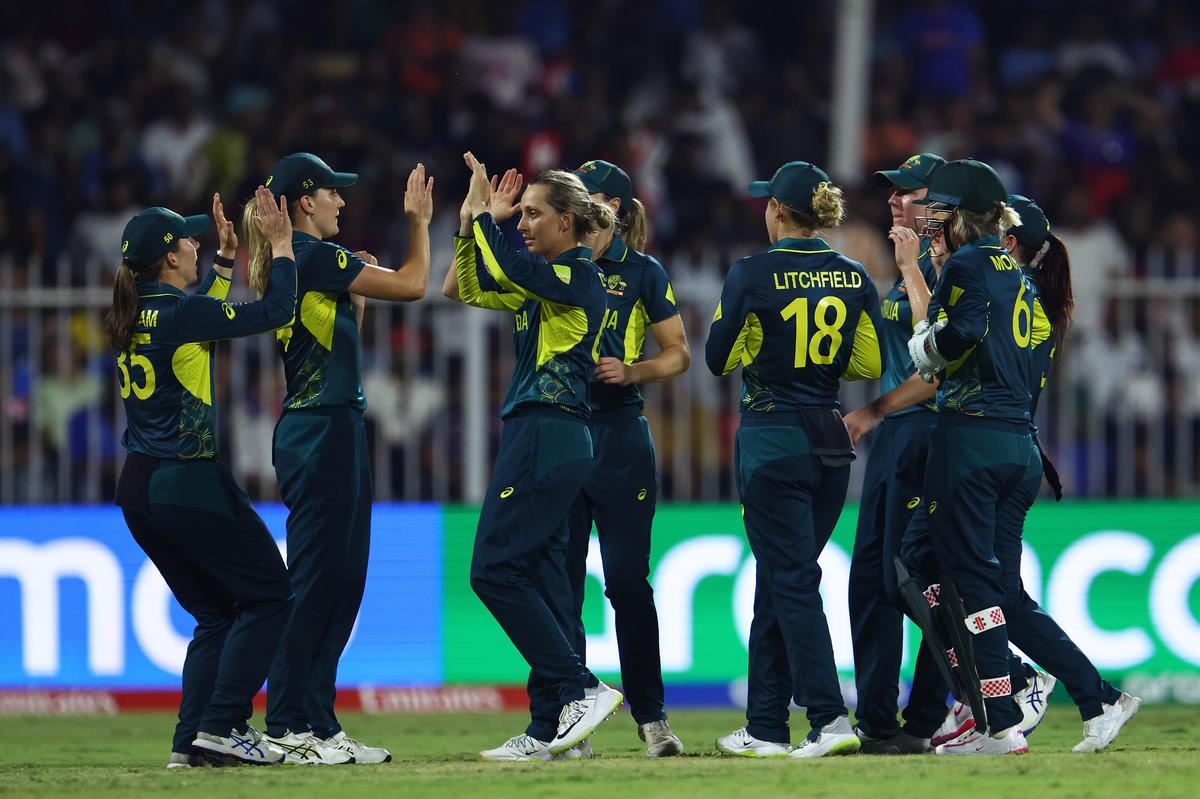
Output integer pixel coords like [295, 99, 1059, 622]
[927, 235, 1032, 421]
[118, 258, 297, 459]
[705, 236, 886, 412]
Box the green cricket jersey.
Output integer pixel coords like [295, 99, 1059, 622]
[878, 250, 939, 417]
[589, 235, 679, 413]
[927, 235, 1033, 421]
[704, 237, 886, 412]
[277, 232, 368, 411]
[454, 213, 607, 420]
[118, 257, 297, 459]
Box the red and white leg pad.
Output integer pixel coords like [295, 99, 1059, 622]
[924, 584, 941, 608]
[946, 648, 959, 667]
[980, 675, 1012, 698]
[965, 605, 1005, 634]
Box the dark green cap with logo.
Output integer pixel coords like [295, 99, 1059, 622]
[913, 159, 1007, 213]
[748, 161, 832, 213]
[120, 207, 210, 270]
[1006, 194, 1051, 249]
[575, 159, 633, 216]
[872, 152, 946, 190]
[265, 152, 358, 200]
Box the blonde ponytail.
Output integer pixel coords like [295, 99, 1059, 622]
[242, 196, 273, 297]
[951, 202, 1021, 246]
[782, 182, 846, 233]
[622, 197, 648, 252]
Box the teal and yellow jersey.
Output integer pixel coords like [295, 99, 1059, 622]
[119, 257, 297, 459]
[590, 235, 679, 413]
[276, 232, 368, 411]
[879, 250, 939, 417]
[1023, 267, 1056, 425]
[704, 237, 886, 412]
[454, 212, 607, 420]
[927, 235, 1032, 421]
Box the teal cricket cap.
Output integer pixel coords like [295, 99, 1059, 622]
[748, 161, 832, 212]
[1006, 194, 1050, 249]
[265, 152, 358, 200]
[872, 152, 946, 190]
[575, 159, 633, 216]
[120, 207, 210, 270]
[913, 159, 1007, 214]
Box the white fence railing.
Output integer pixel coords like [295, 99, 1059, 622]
[3, 256, 1199, 504]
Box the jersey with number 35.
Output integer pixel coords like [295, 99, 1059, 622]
[927, 236, 1033, 420]
[705, 237, 886, 412]
[118, 258, 297, 460]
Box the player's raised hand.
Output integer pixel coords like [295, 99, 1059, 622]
[488, 168, 525, 223]
[252, 186, 292, 248]
[213, 192, 238, 257]
[889, 225, 921, 271]
[463, 151, 493, 216]
[404, 163, 435, 225]
[595, 356, 635, 385]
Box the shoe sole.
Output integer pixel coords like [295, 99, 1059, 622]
[715, 744, 790, 757]
[646, 741, 684, 757]
[790, 737, 861, 759]
[549, 692, 623, 755]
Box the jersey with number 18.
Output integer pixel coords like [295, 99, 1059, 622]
[705, 236, 886, 411]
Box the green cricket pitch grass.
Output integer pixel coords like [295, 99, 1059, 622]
[1, 706, 1197, 798]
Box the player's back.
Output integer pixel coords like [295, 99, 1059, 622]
[706, 237, 885, 413]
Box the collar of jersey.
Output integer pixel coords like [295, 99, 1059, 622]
[136, 281, 185, 298]
[769, 236, 832, 254]
[292, 231, 321, 244]
[555, 245, 594, 264]
[600, 234, 629, 264]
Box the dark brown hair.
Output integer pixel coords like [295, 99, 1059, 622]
[104, 252, 170, 352]
[1020, 232, 1074, 339]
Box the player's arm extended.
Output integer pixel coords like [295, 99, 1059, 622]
[472, 213, 592, 306]
[843, 373, 937, 443]
[449, 234, 523, 311]
[170, 256, 297, 342]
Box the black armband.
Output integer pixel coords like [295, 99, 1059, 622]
[213, 254, 236, 269]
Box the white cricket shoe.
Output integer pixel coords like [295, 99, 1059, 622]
[166, 752, 195, 769]
[261, 730, 354, 764]
[550, 681, 624, 755]
[1073, 692, 1142, 752]
[480, 734, 553, 761]
[932, 701, 975, 746]
[935, 725, 1029, 756]
[192, 725, 286, 765]
[715, 727, 790, 757]
[554, 739, 594, 760]
[789, 716, 862, 759]
[1016, 670, 1057, 736]
[639, 719, 684, 757]
[321, 731, 391, 764]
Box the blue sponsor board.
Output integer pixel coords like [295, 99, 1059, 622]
[0, 505, 443, 688]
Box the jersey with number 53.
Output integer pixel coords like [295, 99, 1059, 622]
[705, 237, 886, 412]
[118, 257, 296, 460]
[926, 235, 1032, 421]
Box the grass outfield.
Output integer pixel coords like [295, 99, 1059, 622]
[0, 706, 1196, 798]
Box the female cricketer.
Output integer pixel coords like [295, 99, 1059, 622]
[243, 153, 433, 765]
[902, 159, 1035, 755]
[977, 194, 1139, 753]
[448, 152, 623, 761]
[707, 161, 885, 759]
[108, 189, 295, 767]
[841, 153, 945, 754]
[562, 159, 689, 758]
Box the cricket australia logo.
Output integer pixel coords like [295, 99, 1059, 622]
[604, 274, 628, 296]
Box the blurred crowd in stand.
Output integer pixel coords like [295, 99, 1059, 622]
[3, 0, 1199, 500]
